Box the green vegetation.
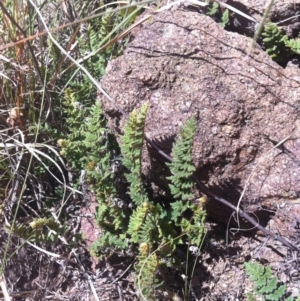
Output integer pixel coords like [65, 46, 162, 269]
[262, 22, 300, 62]
[0, 0, 152, 298]
[1, 0, 300, 299]
[5, 217, 70, 244]
[206, 1, 230, 28]
[61, 99, 206, 299]
[206, 1, 219, 16]
[245, 262, 299, 301]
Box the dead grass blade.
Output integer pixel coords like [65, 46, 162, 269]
[0, 0, 155, 52]
[0, 275, 11, 301]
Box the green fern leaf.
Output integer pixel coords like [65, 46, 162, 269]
[135, 250, 162, 301]
[120, 103, 149, 205]
[245, 262, 290, 301]
[170, 200, 189, 222]
[262, 22, 291, 61]
[91, 232, 128, 256]
[220, 9, 229, 28]
[265, 284, 285, 301]
[285, 38, 300, 54]
[127, 202, 150, 243]
[167, 117, 196, 201]
[258, 276, 277, 294]
[245, 262, 265, 281]
[206, 2, 218, 16]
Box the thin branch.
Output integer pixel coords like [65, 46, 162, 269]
[192, 177, 300, 252]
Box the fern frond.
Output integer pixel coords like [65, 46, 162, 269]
[127, 202, 152, 243]
[245, 262, 288, 301]
[170, 200, 191, 222]
[262, 22, 290, 61]
[206, 2, 218, 16]
[100, 9, 113, 42]
[29, 218, 60, 231]
[167, 117, 196, 201]
[220, 9, 229, 28]
[6, 218, 68, 244]
[138, 215, 159, 244]
[91, 232, 128, 257]
[5, 223, 32, 240]
[135, 248, 162, 301]
[265, 284, 286, 301]
[180, 204, 206, 246]
[64, 87, 76, 106]
[285, 38, 300, 54]
[88, 25, 98, 51]
[61, 99, 127, 235]
[120, 103, 149, 205]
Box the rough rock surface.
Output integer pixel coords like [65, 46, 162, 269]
[228, 0, 299, 22]
[225, 0, 300, 36]
[100, 8, 300, 225]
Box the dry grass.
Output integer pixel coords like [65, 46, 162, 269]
[0, 0, 155, 299]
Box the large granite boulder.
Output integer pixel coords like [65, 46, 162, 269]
[99, 8, 300, 225]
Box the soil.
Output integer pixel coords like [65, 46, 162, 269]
[1, 192, 300, 300]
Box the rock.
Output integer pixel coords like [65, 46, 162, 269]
[99, 8, 300, 224]
[221, 0, 300, 37]
[269, 202, 300, 241]
[228, 0, 299, 22]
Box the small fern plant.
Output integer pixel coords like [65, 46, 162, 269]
[245, 262, 298, 301]
[262, 22, 300, 62]
[60, 99, 206, 300]
[262, 22, 290, 61]
[120, 103, 149, 205]
[119, 105, 206, 300]
[167, 116, 206, 246]
[285, 38, 300, 55]
[206, 2, 229, 28]
[167, 117, 196, 201]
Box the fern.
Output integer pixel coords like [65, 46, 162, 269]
[262, 22, 290, 62]
[127, 202, 165, 248]
[60, 97, 128, 236]
[245, 262, 296, 301]
[62, 95, 207, 299]
[220, 9, 229, 28]
[166, 117, 206, 246]
[127, 202, 152, 243]
[285, 38, 300, 54]
[206, 2, 219, 16]
[90, 232, 128, 257]
[262, 22, 300, 60]
[167, 117, 196, 201]
[184, 204, 206, 246]
[135, 243, 163, 300]
[100, 10, 113, 36]
[206, 2, 229, 28]
[170, 200, 191, 222]
[84, 103, 128, 233]
[120, 103, 149, 205]
[58, 88, 87, 170]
